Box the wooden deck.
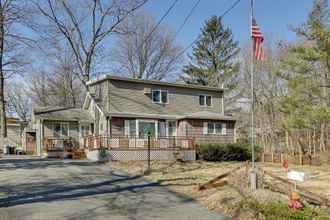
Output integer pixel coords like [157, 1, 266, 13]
[83, 136, 196, 150]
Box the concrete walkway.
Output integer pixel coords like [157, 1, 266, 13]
[0, 156, 228, 220]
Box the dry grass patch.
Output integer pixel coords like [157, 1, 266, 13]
[110, 161, 330, 219]
[260, 162, 330, 201]
[110, 161, 262, 219]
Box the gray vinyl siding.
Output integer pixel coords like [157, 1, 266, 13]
[179, 119, 235, 144]
[89, 80, 110, 112]
[108, 80, 223, 115]
[4, 125, 22, 147]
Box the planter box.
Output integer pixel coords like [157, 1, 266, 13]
[44, 150, 71, 159]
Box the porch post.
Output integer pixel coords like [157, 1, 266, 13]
[106, 116, 110, 148]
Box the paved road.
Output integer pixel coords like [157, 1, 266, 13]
[0, 156, 228, 220]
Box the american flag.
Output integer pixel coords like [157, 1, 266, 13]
[251, 18, 264, 60]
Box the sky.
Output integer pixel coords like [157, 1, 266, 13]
[142, 0, 314, 49]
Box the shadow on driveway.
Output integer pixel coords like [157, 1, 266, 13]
[0, 156, 228, 220]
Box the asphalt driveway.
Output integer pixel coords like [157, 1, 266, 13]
[0, 156, 228, 220]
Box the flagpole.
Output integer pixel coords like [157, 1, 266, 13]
[250, 0, 257, 190]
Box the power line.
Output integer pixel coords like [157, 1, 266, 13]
[143, 0, 179, 44]
[171, 0, 242, 63]
[173, 0, 201, 39]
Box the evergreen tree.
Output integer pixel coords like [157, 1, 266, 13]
[182, 16, 240, 93]
[279, 0, 330, 152]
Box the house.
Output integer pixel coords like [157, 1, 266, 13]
[82, 75, 236, 160]
[29, 107, 93, 157]
[2, 117, 27, 153]
[29, 75, 236, 160]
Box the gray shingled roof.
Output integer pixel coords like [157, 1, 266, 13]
[87, 75, 224, 92]
[34, 106, 93, 122]
[182, 111, 236, 121]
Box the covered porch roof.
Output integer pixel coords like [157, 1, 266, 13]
[33, 106, 93, 123]
[107, 111, 236, 121]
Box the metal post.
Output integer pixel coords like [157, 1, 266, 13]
[147, 132, 151, 173]
[250, 0, 257, 190]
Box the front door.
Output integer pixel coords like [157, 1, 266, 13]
[26, 132, 36, 154]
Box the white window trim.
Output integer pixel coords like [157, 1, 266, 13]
[206, 122, 226, 135]
[207, 123, 216, 134]
[166, 120, 177, 137]
[136, 119, 158, 138]
[199, 94, 212, 107]
[125, 119, 159, 138]
[152, 89, 169, 104]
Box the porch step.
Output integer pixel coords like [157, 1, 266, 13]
[72, 150, 86, 160]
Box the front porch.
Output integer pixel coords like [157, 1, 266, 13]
[83, 136, 196, 150]
[43, 137, 85, 159]
[83, 136, 196, 161]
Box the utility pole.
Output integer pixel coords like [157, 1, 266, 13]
[250, 0, 257, 190]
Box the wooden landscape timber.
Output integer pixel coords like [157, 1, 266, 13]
[260, 168, 330, 207]
[198, 162, 249, 191]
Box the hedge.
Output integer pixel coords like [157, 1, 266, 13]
[197, 143, 260, 162]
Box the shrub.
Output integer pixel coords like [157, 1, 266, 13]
[243, 200, 330, 220]
[197, 143, 260, 162]
[99, 147, 109, 159]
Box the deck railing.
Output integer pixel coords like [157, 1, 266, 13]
[83, 135, 196, 150]
[44, 137, 78, 151]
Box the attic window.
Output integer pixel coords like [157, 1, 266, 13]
[152, 90, 168, 104]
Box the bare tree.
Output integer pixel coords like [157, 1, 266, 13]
[6, 82, 31, 121]
[29, 52, 85, 108]
[112, 12, 182, 80]
[0, 0, 32, 146]
[35, 0, 148, 89]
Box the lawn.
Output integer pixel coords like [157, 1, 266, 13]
[110, 160, 330, 219]
[261, 162, 330, 201]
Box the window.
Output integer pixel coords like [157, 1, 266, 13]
[207, 123, 214, 134]
[80, 125, 90, 137]
[199, 95, 212, 106]
[125, 120, 157, 137]
[168, 121, 176, 137]
[54, 123, 61, 138]
[205, 122, 226, 135]
[152, 90, 168, 104]
[129, 120, 136, 137]
[53, 123, 69, 137]
[62, 123, 69, 137]
[139, 121, 156, 137]
[158, 121, 166, 137]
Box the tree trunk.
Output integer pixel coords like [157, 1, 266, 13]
[320, 123, 326, 152]
[0, 7, 6, 151]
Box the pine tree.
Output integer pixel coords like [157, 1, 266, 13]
[182, 16, 240, 93]
[279, 0, 330, 153]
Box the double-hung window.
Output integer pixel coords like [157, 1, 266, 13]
[152, 90, 168, 104]
[199, 95, 212, 106]
[204, 122, 226, 135]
